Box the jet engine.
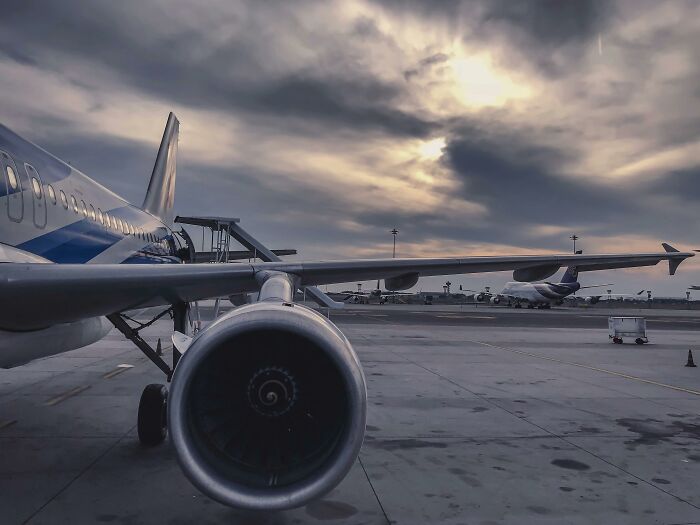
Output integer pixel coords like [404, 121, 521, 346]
[585, 296, 601, 305]
[168, 302, 367, 510]
[476, 293, 486, 302]
[490, 296, 500, 305]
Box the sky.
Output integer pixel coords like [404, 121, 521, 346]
[0, 0, 698, 296]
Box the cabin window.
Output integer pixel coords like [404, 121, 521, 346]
[60, 190, 68, 209]
[6, 166, 17, 190]
[89, 204, 96, 221]
[47, 185, 56, 204]
[97, 208, 103, 224]
[80, 200, 88, 217]
[31, 177, 42, 199]
[71, 195, 78, 213]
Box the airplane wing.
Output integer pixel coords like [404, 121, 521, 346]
[0, 246, 691, 329]
[578, 283, 614, 290]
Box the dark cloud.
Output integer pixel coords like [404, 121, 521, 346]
[0, 0, 436, 138]
[645, 167, 700, 204]
[480, 0, 612, 48]
[404, 52, 450, 81]
[440, 123, 700, 248]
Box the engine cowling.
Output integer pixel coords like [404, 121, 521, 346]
[476, 293, 485, 302]
[490, 296, 500, 305]
[585, 296, 600, 304]
[168, 302, 367, 510]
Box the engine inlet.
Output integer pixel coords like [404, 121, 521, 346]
[247, 366, 297, 417]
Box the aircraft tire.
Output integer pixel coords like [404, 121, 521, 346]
[138, 384, 168, 447]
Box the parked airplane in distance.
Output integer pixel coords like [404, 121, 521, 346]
[0, 113, 692, 511]
[470, 264, 663, 309]
[342, 280, 413, 303]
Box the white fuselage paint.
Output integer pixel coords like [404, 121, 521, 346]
[499, 281, 578, 305]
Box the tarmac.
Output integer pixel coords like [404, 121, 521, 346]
[2, 304, 700, 524]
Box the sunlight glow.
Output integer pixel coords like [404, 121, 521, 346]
[418, 137, 446, 160]
[449, 54, 531, 108]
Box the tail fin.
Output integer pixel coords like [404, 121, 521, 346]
[142, 113, 179, 225]
[561, 266, 579, 284]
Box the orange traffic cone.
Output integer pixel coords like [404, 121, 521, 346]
[685, 350, 696, 368]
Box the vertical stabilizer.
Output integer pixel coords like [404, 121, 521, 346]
[142, 113, 179, 225]
[561, 266, 579, 284]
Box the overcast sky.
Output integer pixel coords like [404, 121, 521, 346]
[0, 0, 698, 295]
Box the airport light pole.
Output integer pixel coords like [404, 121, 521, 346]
[569, 234, 579, 254]
[390, 228, 399, 258]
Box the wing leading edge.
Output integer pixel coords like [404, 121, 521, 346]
[0, 246, 691, 329]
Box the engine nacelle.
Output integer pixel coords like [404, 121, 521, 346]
[585, 296, 600, 305]
[169, 302, 367, 510]
[490, 296, 500, 305]
[384, 272, 419, 291]
[476, 293, 486, 302]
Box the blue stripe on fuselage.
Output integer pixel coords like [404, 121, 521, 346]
[18, 217, 121, 263]
[17, 205, 178, 264]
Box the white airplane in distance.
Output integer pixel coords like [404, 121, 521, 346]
[0, 113, 692, 511]
[470, 266, 658, 309]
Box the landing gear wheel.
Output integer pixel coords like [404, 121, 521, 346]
[138, 384, 168, 447]
[613, 337, 623, 344]
[635, 338, 646, 345]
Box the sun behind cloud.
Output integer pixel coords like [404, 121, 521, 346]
[418, 137, 446, 160]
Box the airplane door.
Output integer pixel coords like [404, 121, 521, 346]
[1, 151, 24, 222]
[25, 164, 47, 229]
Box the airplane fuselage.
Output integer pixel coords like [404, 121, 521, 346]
[500, 280, 580, 305]
[0, 123, 180, 266]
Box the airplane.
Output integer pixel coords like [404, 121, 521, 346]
[342, 280, 413, 303]
[461, 264, 667, 309]
[0, 113, 692, 511]
[576, 288, 647, 304]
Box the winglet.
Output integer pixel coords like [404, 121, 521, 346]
[662, 242, 685, 275]
[662, 242, 679, 253]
